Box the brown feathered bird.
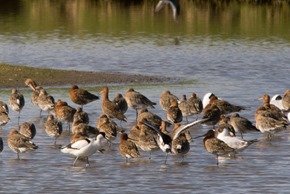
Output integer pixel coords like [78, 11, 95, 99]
[195, 129, 235, 165]
[44, 115, 63, 145]
[54, 99, 76, 132]
[113, 93, 128, 115]
[125, 88, 156, 120]
[159, 90, 179, 111]
[166, 99, 182, 124]
[100, 87, 127, 122]
[69, 85, 99, 108]
[7, 128, 38, 159]
[9, 89, 25, 125]
[119, 133, 140, 162]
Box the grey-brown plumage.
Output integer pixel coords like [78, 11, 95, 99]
[187, 92, 203, 117]
[166, 99, 182, 123]
[260, 94, 287, 120]
[98, 116, 118, 141]
[125, 88, 156, 120]
[113, 93, 128, 115]
[136, 121, 158, 157]
[9, 89, 25, 125]
[44, 115, 63, 145]
[159, 90, 179, 111]
[282, 90, 290, 111]
[0, 101, 9, 114]
[171, 123, 191, 158]
[128, 124, 141, 144]
[7, 128, 38, 159]
[25, 78, 38, 91]
[25, 79, 55, 116]
[72, 118, 98, 138]
[178, 94, 191, 123]
[255, 98, 288, 138]
[70, 129, 89, 144]
[30, 86, 42, 106]
[54, 99, 76, 132]
[198, 129, 235, 165]
[37, 89, 55, 116]
[119, 133, 140, 162]
[101, 87, 127, 122]
[217, 115, 236, 137]
[0, 111, 10, 127]
[73, 107, 89, 124]
[19, 122, 36, 140]
[137, 108, 163, 129]
[230, 113, 258, 139]
[96, 114, 124, 133]
[202, 96, 222, 128]
[206, 94, 246, 114]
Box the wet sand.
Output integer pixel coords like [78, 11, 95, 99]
[0, 63, 174, 88]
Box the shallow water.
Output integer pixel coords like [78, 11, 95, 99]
[0, 0, 290, 193]
[1, 86, 290, 193]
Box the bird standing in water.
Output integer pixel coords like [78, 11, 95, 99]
[125, 88, 156, 121]
[61, 132, 109, 166]
[7, 128, 38, 159]
[69, 85, 99, 108]
[9, 89, 25, 125]
[119, 133, 140, 162]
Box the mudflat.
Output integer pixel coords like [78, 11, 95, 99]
[0, 63, 173, 88]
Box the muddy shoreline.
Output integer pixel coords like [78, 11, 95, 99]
[0, 63, 176, 89]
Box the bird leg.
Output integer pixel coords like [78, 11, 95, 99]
[135, 109, 138, 122]
[67, 122, 71, 134]
[86, 157, 90, 167]
[73, 157, 79, 166]
[164, 153, 168, 164]
[240, 132, 244, 139]
[216, 155, 219, 166]
[17, 112, 21, 126]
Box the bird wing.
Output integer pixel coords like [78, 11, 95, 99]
[155, 0, 166, 12]
[68, 138, 91, 150]
[172, 118, 207, 140]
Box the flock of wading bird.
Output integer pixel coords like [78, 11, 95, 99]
[0, 78, 289, 166]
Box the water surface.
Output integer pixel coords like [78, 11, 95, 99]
[0, 0, 290, 193]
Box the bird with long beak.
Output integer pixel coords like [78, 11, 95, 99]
[61, 132, 109, 167]
[100, 86, 127, 122]
[119, 133, 140, 162]
[194, 129, 235, 166]
[143, 118, 206, 163]
[215, 127, 258, 153]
